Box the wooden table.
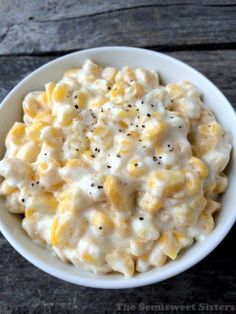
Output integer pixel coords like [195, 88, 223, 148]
[0, 1, 235, 313]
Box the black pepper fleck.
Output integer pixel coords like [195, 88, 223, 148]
[97, 185, 103, 189]
[74, 105, 79, 109]
[21, 199, 25, 203]
[139, 217, 144, 221]
[153, 156, 157, 161]
[147, 113, 151, 117]
[91, 183, 95, 187]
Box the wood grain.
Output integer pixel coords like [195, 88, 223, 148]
[0, 1, 236, 54]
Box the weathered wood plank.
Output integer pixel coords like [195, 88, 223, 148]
[1, 0, 235, 18]
[0, 229, 235, 312]
[0, 50, 235, 107]
[0, 1, 235, 54]
[0, 50, 235, 312]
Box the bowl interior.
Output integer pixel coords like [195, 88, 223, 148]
[0, 47, 235, 288]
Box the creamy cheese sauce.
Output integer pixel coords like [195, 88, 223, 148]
[0, 60, 231, 277]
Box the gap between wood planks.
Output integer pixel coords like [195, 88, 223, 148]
[0, 43, 235, 58]
[31, 2, 236, 23]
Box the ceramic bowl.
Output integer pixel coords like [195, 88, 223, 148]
[0, 47, 235, 288]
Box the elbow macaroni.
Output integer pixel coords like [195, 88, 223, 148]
[0, 60, 231, 277]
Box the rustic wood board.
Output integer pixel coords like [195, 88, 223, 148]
[0, 1, 236, 54]
[0, 0, 235, 313]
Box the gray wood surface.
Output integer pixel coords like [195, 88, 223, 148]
[0, 0, 236, 54]
[0, 0, 235, 313]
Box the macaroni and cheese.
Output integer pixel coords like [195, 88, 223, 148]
[0, 60, 231, 277]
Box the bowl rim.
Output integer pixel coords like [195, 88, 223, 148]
[0, 46, 235, 289]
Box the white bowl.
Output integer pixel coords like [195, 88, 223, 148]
[0, 47, 235, 289]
